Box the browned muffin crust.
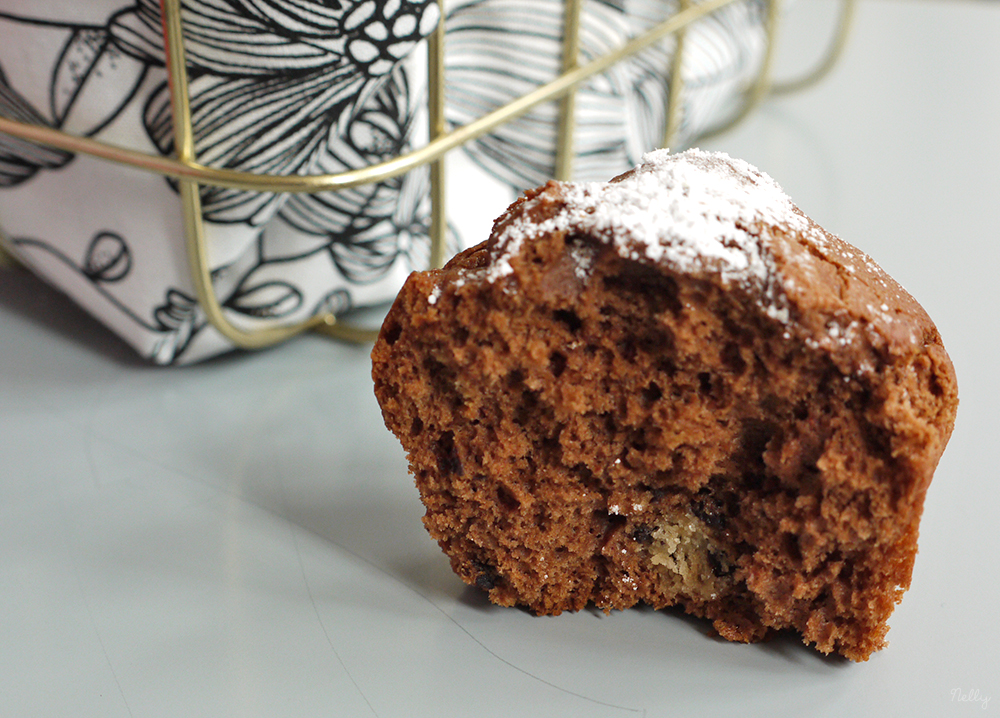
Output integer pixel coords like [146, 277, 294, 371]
[372, 149, 957, 661]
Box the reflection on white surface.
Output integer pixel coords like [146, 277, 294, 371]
[3, 1, 1000, 716]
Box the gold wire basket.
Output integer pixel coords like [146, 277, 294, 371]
[0, 0, 853, 349]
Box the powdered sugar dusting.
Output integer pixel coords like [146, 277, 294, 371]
[489, 148, 809, 321]
[570, 242, 596, 279]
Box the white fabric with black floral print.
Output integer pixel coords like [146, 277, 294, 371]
[0, 0, 764, 364]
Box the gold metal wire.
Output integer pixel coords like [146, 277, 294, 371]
[163, 0, 333, 348]
[0, 0, 854, 350]
[555, 0, 583, 181]
[426, 10, 449, 272]
[692, 0, 782, 145]
[663, 0, 691, 148]
[0, 226, 16, 268]
[771, 0, 855, 95]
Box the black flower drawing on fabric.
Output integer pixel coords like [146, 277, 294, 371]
[324, 164, 442, 284]
[109, 0, 441, 225]
[445, 0, 766, 192]
[0, 10, 148, 186]
[1, 0, 440, 224]
[2, 0, 765, 364]
[9, 230, 206, 364]
[226, 278, 303, 320]
[274, 65, 459, 284]
[218, 63, 458, 333]
[0, 66, 73, 186]
[0, 2, 444, 363]
[445, 0, 646, 190]
[151, 287, 203, 364]
[12, 231, 133, 287]
[313, 287, 352, 318]
[82, 231, 133, 282]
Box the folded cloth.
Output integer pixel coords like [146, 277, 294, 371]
[0, 0, 765, 364]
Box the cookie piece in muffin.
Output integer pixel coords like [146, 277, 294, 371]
[371, 148, 958, 661]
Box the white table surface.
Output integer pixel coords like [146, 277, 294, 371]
[2, 1, 998, 716]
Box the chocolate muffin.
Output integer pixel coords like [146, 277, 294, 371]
[371, 149, 958, 661]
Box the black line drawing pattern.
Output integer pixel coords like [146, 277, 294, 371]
[0, 0, 764, 364]
[0, 0, 443, 363]
[445, 0, 766, 192]
[125, 0, 441, 225]
[11, 231, 208, 363]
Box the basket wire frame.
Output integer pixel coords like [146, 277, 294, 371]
[0, 0, 854, 348]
